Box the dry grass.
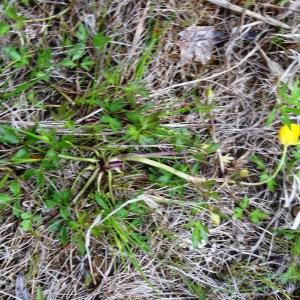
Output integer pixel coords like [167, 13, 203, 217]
[0, 0, 300, 299]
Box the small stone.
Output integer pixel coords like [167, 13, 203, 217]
[178, 26, 215, 65]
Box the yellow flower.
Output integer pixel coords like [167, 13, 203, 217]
[278, 123, 300, 146]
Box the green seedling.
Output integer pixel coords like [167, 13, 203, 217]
[233, 196, 250, 220]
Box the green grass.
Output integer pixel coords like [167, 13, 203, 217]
[0, 1, 300, 299]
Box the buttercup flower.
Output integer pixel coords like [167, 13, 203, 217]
[278, 123, 300, 146]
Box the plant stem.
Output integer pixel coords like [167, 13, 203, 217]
[71, 165, 95, 192]
[58, 154, 98, 164]
[122, 155, 208, 184]
[108, 170, 115, 203]
[241, 145, 288, 186]
[97, 171, 104, 194]
[72, 166, 100, 205]
[2, 158, 43, 165]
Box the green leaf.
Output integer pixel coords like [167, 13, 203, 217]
[4, 5, 19, 20]
[191, 221, 209, 249]
[46, 148, 58, 160]
[0, 194, 12, 204]
[21, 219, 32, 231]
[3, 46, 22, 61]
[68, 43, 85, 61]
[265, 108, 277, 126]
[36, 171, 45, 189]
[0, 22, 10, 36]
[129, 202, 147, 215]
[103, 69, 120, 85]
[260, 172, 276, 191]
[13, 201, 22, 218]
[233, 207, 243, 220]
[158, 173, 173, 183]
[61, 58, 76, 68]
[289, 82, 300, 104]
[21, 212, 32, 220]
[126, 111, 142, 125]
[280, 264, 300, 284]
[141, 113, 160, 130]
[67, 220, 80, 230]
[3, 47, 28, 67]
[95, 192, 110, 210]
[48, 220, 62, 232]
[37, 49, 52, 69]
[0, 174, 9, 190]
[76, 23, 88, 41]
[21, 128, 51, 144]
[279, 83, 289, 101]
[249, 209, 268, 224]
[46, 190, 71, 208]
[15, 18, 25, 30]
[41, 148, 60, 169]
[123, 82, 147, 97]
[250, 155, 265, 170]
[32, 215, 42, 223]
[12, 148, 30, 161]
[80, 56, 94, 71]
[9, 181, 21, 196]
[23, 169, 36, 180]
[116, 208, 129, 218]
[36, 285, 45, 300]
[59, 206, 70, 219]
[45, 199, 57, 209]
[21, 0, 30, 6]
[129, 232, 149, 252]
[291, 235, 300, 255]
[104, 99, 124, 113]
[266, 177, 276, 191]
[126, 125, 140, 141]
[280, 109, 291, 125]
[59, 226, 69, 245]
[185, 279, 206, 300]
[31, 70, 50, 81]
[239, 196, 250, 209]
[93, 32, 111, 49]
[73, 232, 86, 255]
[101, 115, 121, 132]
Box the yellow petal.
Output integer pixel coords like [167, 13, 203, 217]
[278, 123, 300, 146]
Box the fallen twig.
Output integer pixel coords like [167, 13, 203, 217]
[206, 0, 291, 30]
